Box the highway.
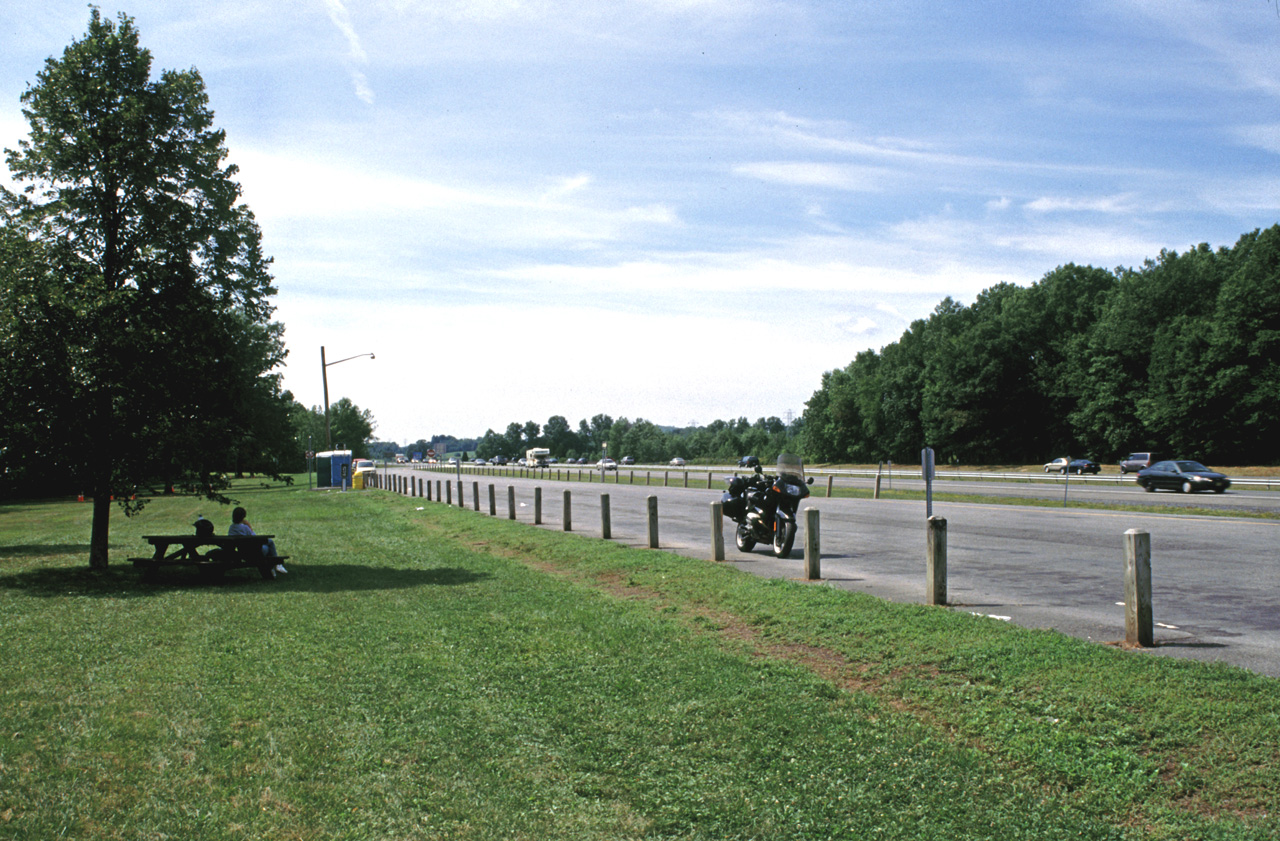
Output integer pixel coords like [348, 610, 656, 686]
[386, 465, 1280, 679]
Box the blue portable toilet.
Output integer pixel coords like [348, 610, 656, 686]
[316, 450, 353, 488]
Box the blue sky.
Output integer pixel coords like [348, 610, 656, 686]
[4, 1, 1280, 446]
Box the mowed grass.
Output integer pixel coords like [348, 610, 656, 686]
[1, 481, 1277, 840]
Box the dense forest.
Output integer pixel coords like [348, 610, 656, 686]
[803, 225, 1280, 466]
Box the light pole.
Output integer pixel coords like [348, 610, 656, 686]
[321, 346, 375, 450]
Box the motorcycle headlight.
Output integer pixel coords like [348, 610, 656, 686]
[781, 483, 804, 496]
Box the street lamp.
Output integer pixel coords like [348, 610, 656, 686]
[321, 346, 375, 450]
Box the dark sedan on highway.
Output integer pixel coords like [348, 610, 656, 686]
[1136, 460, 1231, 494]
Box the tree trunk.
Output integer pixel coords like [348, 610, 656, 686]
[89, 491, 111, 568]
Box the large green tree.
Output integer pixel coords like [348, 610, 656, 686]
[2, 11, 282, 566]
[324, 398, 376, 459]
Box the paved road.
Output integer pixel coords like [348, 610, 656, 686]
[390, 468, 1280, 679]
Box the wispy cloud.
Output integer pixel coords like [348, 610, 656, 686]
[1024, 194, 1138, 214]
[320, 0, 374, 104]
[733, 161, 885, 192]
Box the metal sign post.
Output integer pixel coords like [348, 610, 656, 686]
[922, 447, 936, 518]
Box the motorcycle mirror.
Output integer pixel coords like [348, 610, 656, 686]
[806, 477, 814, 485]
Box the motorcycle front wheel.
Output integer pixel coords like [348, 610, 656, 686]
[773, 520, 796, 558]
[735, 522, 756, 551]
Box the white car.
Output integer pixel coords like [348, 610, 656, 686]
[1043, 458, 1069, 474]
[597, 458, 617, 471]
[669, 457, 686, 467]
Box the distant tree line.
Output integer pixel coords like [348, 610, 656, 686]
[368, 434, 477, 461]
[473, 414, 803, 465]
[802, 225, 1280, 466]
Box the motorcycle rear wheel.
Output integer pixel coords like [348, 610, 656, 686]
[735, 523, 756, 551]
[773, 520, 796, 558]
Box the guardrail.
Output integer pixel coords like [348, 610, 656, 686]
[393, 460, 1280, 491]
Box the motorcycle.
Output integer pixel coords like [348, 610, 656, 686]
[721, 453, 814, 558]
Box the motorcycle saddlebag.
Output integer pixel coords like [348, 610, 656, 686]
[721, 491, 747, 519]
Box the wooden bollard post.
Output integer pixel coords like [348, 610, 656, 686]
[804, 508, 821, 580]
[436, 480, 442, 501]
[601, 493, 611, 539]
[418, 478, 424, 497]
[426, 478, 432, 501]
[564, 490, 572, 531]
[683, 470, 689, 488]
[445, 480, 452, 505]
[706, 472, 712, 489]
[535, 487, 543, 525]
[1125, 529, 1153, 647]
[663, 471, 669, 487]
[472, 481, 480, 511]
[488, 484, 496, 516]
[826, 475, 834, 498]
[710, 501, 725, 561]
[647, 495, 659, 548]
[507, 486, 516, 519]
[927, 515, 947, 605]
[457, 480, 464, 508]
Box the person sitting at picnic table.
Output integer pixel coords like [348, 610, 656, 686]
[229, 506, 286, 575]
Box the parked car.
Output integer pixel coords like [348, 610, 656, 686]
[472, 458, 486, 466]
[738, 455, 761, 469]
[1120, 452, 1155, 474]
[489, 456, 508, 465]
[1135, 460, 1230, 494]
[669, 457, 686, 467]
[620, 456, 635, 465]
[1043, 457, 1070, 474]
[597, 458, 617, 471]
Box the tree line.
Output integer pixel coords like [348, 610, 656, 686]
[802, 226, 1280, 467]
[472, 414, 803, 465]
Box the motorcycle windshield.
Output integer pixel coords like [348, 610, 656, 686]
[775, 453, 805, 482]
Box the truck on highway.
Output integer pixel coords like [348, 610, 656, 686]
[526, 447, 551, 467]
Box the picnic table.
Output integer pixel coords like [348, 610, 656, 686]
[130, 534, 288, 579]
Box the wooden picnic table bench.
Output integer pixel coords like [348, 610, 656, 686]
[130, 534, 289, 580]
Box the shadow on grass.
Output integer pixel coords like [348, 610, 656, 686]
[0, 544, 92, 559]
[0, 564, 490, 598]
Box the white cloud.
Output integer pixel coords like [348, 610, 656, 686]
[832, 314, 878, 336]
[320, 0, 375, 104]
[1024, 194, 1137, 214]
[230, 147, 679, 257]
[1234, 123, 1280, 155]
[732, 161, 884, 191]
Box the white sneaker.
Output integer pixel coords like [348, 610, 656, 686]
[275, 564, 288, 574]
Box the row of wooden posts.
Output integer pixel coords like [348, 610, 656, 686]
[367, 471, 1155, 649]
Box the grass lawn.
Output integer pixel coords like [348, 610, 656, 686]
[1, 479, 1277, 839]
